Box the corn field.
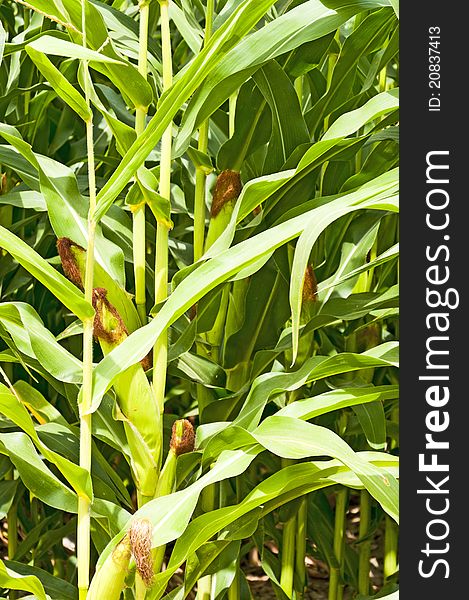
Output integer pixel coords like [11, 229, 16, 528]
[0, 1, 399, 599]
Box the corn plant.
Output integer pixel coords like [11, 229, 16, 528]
[0, 1, 399, 599]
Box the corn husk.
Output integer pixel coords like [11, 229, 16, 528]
[88, 535, 131, 600]
[93, 288, 162, 499]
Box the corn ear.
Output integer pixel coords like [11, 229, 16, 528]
[93, 288, 162, 499]
[284, 265, 319, 367]
[88, 534, 131, 600]
[113, 364, 161, 498]
[152, 419, 196, 577]
[203, 171, 242, 366]
[204, 170, 242, 251]
[156, 419, 195, 498]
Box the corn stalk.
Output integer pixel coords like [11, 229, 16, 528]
[77, 2, 97, 597]
[152, 0, 173, 448]
[133, 0, 152, 324]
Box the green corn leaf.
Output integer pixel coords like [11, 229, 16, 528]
[290, 169, 398, 361]
[25, 46, 92, 121]
[322, 88, 399, 141]
[199, 357, 398, 463]
[277, 385, 398, 420]
[353, 401, 387, 450]
[306, 8, 397, 133]
[0, 189, 46, 211]
[3, 30, 72, 57]
[184, 540, 241, 598]
[90, 211, 307, 410]
[0, 432, 77, 512]
[170, 3, 203, 55]
[206, 129, 397, 262]
[253, 60, 309, 174]
[0, 384, 92, 500]
[94, 428, 397, 592]
[253, 416, 398, 521]
[319, 213, 382, 303]
[77, 65, 136, 155]
[235, 343, 398, 430]
[317, 243, 399, 295]
[92, 447, 260, 579]
[199, 416, 397, 522]
[307, 491, 359, 586]
[148, 455, 394, 598]
[175, 0, 391, 155]
[390, 0, 399, 18]
[216, 81, 268, 172]
[2, 561, 77, 600]
[21, 0, 153, 108]
[36, 422, 133, 510]
[0, 226, 94, 320]
[89, 171, 397, 411]
[0, 123, 126, 286]
[0, 20, 6, 64]
[27, 35, 125, 64]
[0, 303, 83, 384]
[0, 560, 50, 600]
[94, 0, 279, 221]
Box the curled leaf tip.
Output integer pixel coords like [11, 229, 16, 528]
[211, 170, 242, 217]
[129, 518, 154, 587]
[170, 418, 195, 456]
[57, 237, 85, 289]
[92, 287, 129, 345]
